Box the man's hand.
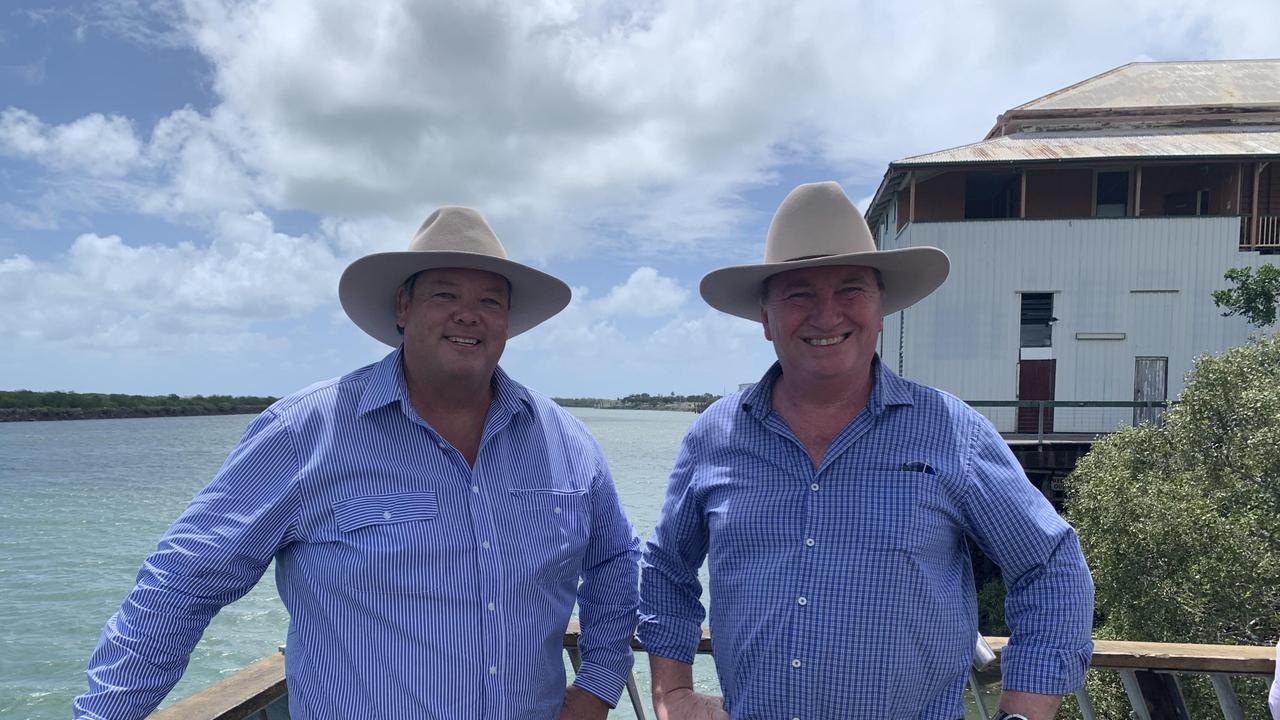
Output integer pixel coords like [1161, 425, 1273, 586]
[998, 690, 1064, 720]
[653, 686, 729, 720]
[559, 685, 610, 720]
[650, 655, 728, 720]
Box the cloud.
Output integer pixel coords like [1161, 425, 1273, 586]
[0, 213, 343, 350]
[591, 267, 689, 318]
[0, 108, 142, 177]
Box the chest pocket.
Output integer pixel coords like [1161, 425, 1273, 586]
[846, 471, 931, 552]
[507, 488, 591, 584]
[332, 491, 440, 594]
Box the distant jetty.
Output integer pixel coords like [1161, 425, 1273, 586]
[0, 390, 276, 423]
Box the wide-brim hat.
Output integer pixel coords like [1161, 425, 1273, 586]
[339, 206, 571, 346]
[700, 181, 950, 320]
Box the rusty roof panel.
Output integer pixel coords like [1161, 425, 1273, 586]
[894, 127, 1280, 167]
[1016, 60, 1280, 111]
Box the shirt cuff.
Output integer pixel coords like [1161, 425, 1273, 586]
[1000, 641, 1093, 695]
[572, 662, 629, 708]
[636, 615, 702, 665]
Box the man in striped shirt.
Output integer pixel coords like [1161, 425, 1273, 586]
[76, 207, 641, 719]
[638, 182, 1094, 720]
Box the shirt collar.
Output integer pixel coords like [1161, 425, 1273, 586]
[739, 354, 914, 421]
[356, 346, 531, 419]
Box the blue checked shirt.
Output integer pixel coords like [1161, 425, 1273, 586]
[76, 348, 641, 720]
[638, 358, 1094, 719]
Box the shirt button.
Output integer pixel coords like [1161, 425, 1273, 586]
[489, 666, 497, 675]
[805, 538, 815, 547]
[487, 602, 495, 611]
[382, 511, 392, 520]
[790, 658, 802, 668]
[797, 596, 807, 606]
[553, 506, 562, 514]
[809, 483, 820, 492]
[471, 485, 480, 493]
[481, 540, 491, 550]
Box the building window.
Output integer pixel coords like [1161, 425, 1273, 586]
[1020, 293, 1055, 347]
[1095, 171, 1129, 217]
[965, 171, 1021, 219]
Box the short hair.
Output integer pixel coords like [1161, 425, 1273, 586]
[759, 266, 885, 306]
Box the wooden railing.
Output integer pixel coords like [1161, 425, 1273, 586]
[151, 626, 1275, 720]
[1241, 214, 1280, 249]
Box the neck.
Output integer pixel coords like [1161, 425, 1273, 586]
[401, 359, 495, 423]
[772, 365, 875, 417]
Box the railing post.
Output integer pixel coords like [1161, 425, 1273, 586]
[1209, 674, 1244, 720]
[1037, 400, 1046, 448]
[1074, 686, 1097, 720]
[1119, 669, 1153, 720]
[968, 670, 992, 720]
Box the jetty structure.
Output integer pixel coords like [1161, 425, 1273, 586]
[141, 60, 1280, 720]
[864, 59, 1280, 440]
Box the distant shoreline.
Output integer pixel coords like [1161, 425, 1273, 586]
[0, 405, 273, 422]
[0, 389, 720, 423]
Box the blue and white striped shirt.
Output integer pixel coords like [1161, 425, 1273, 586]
[638, 359, 1093, 720]
[76, 348, 641, 719]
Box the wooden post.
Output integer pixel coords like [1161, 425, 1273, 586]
[1134, 165, 1143, 217]
[1020, 171, 1027, 218]
[1253, 162, 1263, 249]
[908, 172, 917, 225]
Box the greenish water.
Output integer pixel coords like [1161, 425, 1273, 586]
[0, 408, 999, 719]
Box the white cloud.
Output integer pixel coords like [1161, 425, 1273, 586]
[0, 108, 142, 177]
[0, 214, 344, 350]
[592, 267, 689, 318]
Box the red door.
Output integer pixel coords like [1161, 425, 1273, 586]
[1017, 360, 1056, 433]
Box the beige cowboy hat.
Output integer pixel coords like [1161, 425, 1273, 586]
[339, 206, 571, 346]
[700, 181, 950, 320]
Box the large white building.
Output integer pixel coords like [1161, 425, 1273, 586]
[865, 60, 1280, 434]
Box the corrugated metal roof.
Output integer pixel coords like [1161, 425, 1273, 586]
[1016, 60, 1280, 111]
[894, 126, 1280, 167]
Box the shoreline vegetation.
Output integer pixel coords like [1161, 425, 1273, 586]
[0, 390, 724, 422]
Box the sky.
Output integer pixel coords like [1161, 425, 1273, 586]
[1, 0, 1278, 399]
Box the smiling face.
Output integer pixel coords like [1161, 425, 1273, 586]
[395, 267, 511, 391]
[760, 264, 884, 386]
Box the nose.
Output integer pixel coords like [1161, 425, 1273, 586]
[809, 291, 842, 328]
[451, 302, 481, 326]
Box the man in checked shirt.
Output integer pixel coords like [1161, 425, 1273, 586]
[76, 207, 640, 719]
[638, 182, 1094, 720]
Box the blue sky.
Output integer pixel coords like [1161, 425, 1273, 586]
[1, 0, 1277, 399]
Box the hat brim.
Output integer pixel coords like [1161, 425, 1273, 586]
[339, 250, 571, 346]
[699, 247, 950, 322]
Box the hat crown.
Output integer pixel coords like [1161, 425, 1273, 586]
[409, 207, 510, 259]
[763, 181, 875, 263]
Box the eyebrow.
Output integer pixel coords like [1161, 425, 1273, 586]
[422, 278, 509, 295]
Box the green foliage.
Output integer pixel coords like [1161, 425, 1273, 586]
[975, 577, 1009, 636]
[0, 389, 277, 421]
[1066, 333, 1280, 717]
[1212, 264, 1280, 328]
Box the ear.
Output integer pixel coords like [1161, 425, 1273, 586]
[395, 287, 411, 327]
[761, 306, 773, 341]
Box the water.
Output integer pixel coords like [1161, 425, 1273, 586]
[0, 409, 997, 719]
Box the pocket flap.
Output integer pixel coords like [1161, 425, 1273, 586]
[333, 491, 438, 532]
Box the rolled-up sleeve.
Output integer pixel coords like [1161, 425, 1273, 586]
[961, 416, 1095, 694]
[637, 429, 710, 665]
[75, 411, 303, 720]
[572, 449, 641, 707]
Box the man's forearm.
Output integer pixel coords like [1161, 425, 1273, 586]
[650, 654, 696, 699]
[999, 689, 1063, 720]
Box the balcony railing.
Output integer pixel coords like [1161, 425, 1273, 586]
[1240, 214, 1280, 249]
[151, 625, 1275, 720]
